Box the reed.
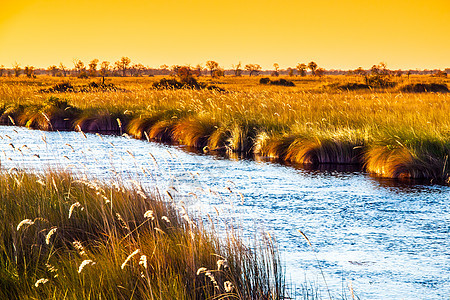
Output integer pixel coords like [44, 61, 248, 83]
[1, 75, 450, 181]
[172, 116, 218, 148]
[0, 171, 285, 299]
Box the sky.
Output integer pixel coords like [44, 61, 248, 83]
[0, 0, 449, 70]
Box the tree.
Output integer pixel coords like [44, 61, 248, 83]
[48, 65, 58, 77]
[296, 63, 307, 76]
[0, 65, 5, 77]
[315, 68, 325, 77]
[13, 62, 21, 77]
[206, 60, 219, 77]
[354, 67, 366, 76]
[59, 63, 67, 77]
[287, 68, 294, 77]
[308, 61, 318, 75]
[88, 59, 99, 77]
[24, 66, 35, 78]
[115, 57, 131, 77]
[232, 62, 242, 76]
[245, 64, 262, 76]
[73, 59, 85, 76]
[272, 63, 280, 77]
[131, 63, 145, 76]
[194, 64, 203, 77]
[100, 61, 110, 77]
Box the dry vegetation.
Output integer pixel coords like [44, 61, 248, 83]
[1, 74, 450, 182]
[0, 171, 284, 299]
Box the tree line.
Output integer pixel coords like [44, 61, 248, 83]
[0, 58, 447, 78]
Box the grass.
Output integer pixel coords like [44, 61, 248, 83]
[0, 74, 449, 181]
[0, 170, 285, 299]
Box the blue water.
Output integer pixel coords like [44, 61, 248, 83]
[1, 126, 449, 299]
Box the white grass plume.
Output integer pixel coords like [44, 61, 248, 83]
[121, 249, 140, 269]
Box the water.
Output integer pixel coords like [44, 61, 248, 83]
[1, 126, 449, 299]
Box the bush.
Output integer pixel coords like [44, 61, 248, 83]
[337, 83, 370, 91]
[399, 83, 449, 93]
[259, 78, 295, 86]
[152, 78, 184, 89]
[41, 82, 74, 93]
[259, 77, 270, 85]
[270, 79, 295, 87]
[365, 74, 396, 88]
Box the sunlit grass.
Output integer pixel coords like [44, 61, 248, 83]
[0, 75, 449, 180]
[0, 170, 285, 299]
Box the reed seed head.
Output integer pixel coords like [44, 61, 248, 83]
[34, 278, 49, 287]
[17, 219, 34, 231]
[78, 259, 95, 273]
[121, 249, 140, 269]
[45, 227, 57, 245]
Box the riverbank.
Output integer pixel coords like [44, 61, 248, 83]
[0, 170, 284, 299]
[1, 75, 449, 182]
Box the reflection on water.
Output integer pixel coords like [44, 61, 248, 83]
[0, 126, 449, 300]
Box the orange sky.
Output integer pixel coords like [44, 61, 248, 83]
[0, 0, 449, 70]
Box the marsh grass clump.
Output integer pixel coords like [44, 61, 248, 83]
[285, 137, 363, 165]
[364, 136, 450, 180]
[0, 171, 285, 299]
[74, 108, 131, 134]
[172, 116, 219, 148]
[23, 97, 81, 131]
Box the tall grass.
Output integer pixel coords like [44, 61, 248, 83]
[0, 75, 450, 180]
[0, 170, 285, 299]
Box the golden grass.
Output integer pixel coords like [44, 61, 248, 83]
[0, 75, 450, 180]
[0, 171, 285, 299]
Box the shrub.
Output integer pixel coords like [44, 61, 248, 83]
[270, 79, 295, 87]
[365, 74, 396, 88]
[259, 77, 270, 85]
[399, 83, 449, 93]
[337, 83, 370, 91]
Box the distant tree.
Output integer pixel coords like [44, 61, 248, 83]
[115, 57, 131, 77]
[48, 65, 58, 77]
[206, 60, 219, 77]
[0, 65, 5, 77]
[24, 66, 35, 78]
[215, 68, 225, 77]
[371, 62, 389, 76]
[13, 62, 21, 77]
[434, 70, 447, 77]
[272, 63, 280, 77]
[296, 63, 307, 76]
[193, 64, 203, 77]
[232, 62, 242, 76]
[131, 63, 146, 76]
[354, 67, 366, 76]
[308, 61, 318, 75]
[315, 68, 325, 77]
[171, 65, 181, 76]
[287, 68, 294, 77]
[59, 63, 67, 77]
[407, 70, 411, 80]
[88, 59, 99, 77]
[100, 61, 110, 77]
[73, 59, 85, 76]
[245, 64, 262, 76]
[160, 64, 169, 71]
[395, 69, 403, 77]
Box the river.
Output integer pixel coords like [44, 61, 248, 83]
[0, 126, 448, 299]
